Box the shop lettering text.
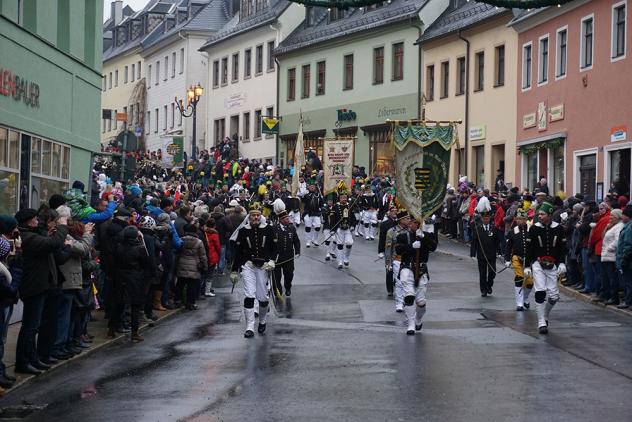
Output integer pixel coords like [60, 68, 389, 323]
[337, 109, 357, 121]
[0, 67, 40, 108]
[377, 107, 407, 118]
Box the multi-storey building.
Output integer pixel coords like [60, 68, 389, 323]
[200, 0, 304, 162]
[420, 1, 518, 189]
[142, 0, 230, 155]
[511, 0, 631, 199]
[0, 0, 102, 213]
[275, 0, 448, 172]
[101, 0, 176, 149]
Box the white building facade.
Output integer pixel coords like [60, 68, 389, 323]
[200, 0, 304, 162]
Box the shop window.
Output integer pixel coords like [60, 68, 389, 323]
[551, 145, 565, 194]
[30, 138, 70, 210]
[31, 137, 41, 174]
[609, 148, 630, 196]
[474, 145, 485, 188]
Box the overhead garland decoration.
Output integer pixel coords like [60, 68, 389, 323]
[287, 0, 577, 10]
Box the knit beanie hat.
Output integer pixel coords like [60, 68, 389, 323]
[49, 194, 67, 210]
[157, 213, 170, 224]
[139, 216, 156, 230]
[0, 215, 18, 235]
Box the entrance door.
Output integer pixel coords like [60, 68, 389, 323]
[609, 148, 631, 196]
[579, 154, 596, 200]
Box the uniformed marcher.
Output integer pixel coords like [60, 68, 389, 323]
[322, 195, 338, 261]
[524, 201, 567, 334]
[395, 217, 437, 334]
[231, 204, 277, 338]
[272, 210, 300, 297]
[471, 210, 501, 296]
[378, 207, 399, 296]
[504, 208, 534, 311]
[302, 181, 324, 247]
[332, 192, 355, 268]
[359, 186, 379, 240]
[385, 210, 409, 307]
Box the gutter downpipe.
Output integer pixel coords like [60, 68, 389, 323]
[458, 30, 470, 179]
[411, 17, 424, 120]
[271, 23, 281, 166]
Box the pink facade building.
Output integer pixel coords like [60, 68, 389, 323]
[511, 0, 631, 200]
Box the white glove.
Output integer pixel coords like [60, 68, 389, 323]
[416, 229, 425, 239]
[263, 260, 276, 270]
[524, 267, 532, 278]
[295, 254, 300, 259]
[412, 241, 421, 249]
[560, 212, 569, 222]
[505, 261, 511, 269]
[230, 272, 239, 285]
[378, 252, 384, 259]
[557, 263, 567, 274]
[422, 224, 434, 234]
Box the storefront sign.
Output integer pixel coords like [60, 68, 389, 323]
[377, 106, 407, 118]
[469, 125, 486, 141]
[336, 109, 357, 121]
[549, 104, 564, 122]
[262, 117, 279, 135]
[0, 67, 40, 108]
[116, 112, 128, 122]
[224, 92, 247, 109]
[611, 125, 628, 142]
[537, 102, 547, 131]
[323, 138, 354, 195]
[523, 112, 536, 129]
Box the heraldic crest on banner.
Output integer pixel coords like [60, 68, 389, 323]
[392, 123, 458, 221]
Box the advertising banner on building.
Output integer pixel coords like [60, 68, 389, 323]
[161, 136, 184, 167]
[392, 123, 457, 221]
[323, 138, 354, 195]
[262, 117, 280, 134]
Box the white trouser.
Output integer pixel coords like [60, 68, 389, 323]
[400, 267, 428, 331]
[354, 212, 363, 236]
[532, 261, 559, 327]
[514, 286, 533, 307]
[304, 215, 322, 244]
[393, 260, 403, 311]
[362, 210, 378, 239]
[323, 229, 337, 255]
[289, 210, 301, 227]
[242, 261, 270, 331]
[336, 228, 353, 265]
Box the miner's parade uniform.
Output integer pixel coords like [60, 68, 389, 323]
[332, 193, 355, 268]
[471, 210, 501, 296]
[378, 207, 399, 296]
[285, 195, 302, 228]
[322, 196, 338, 261]
[302, 182, 324, 247]
[505, 209, 533, 311]
[395, 216, 437, 335]
[385, 211, 409, 309]
[525, 202, 567, 334]
[271, 210, 300, 297]
[231, 205, 277, 338]
[359, 188, 379, 240]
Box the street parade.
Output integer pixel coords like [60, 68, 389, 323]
[1, 0, 632, 420]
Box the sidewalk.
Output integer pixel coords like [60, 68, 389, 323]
[2, 305, 182, 395]
[436, 234, 632, 319]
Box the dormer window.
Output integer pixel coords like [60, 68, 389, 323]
[329, 8, 344, 23]
[240, 0, 268, 20]
[305, 6, 317, 27]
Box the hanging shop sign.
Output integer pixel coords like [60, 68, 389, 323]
[549, 104, 564, 122]
[610, 125, 628, 142]
[523, 112, 536, 129]
[469, 125, 487, 141]
[0, 67, 40, 108]
[262, 117, 280, 135]
[336, 109, 357, 121]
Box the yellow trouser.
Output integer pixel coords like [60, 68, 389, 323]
[512, 255, 534, 288]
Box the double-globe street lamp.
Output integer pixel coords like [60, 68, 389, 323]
[175, 83, 203, 160]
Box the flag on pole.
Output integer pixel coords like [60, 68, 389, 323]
[291, 114, 305, 196]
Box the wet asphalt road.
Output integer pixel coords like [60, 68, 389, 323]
[2, 231, 632, 422]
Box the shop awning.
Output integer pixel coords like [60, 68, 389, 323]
[280, 129, 327, 142]
[333, 126, 358, 137]
[517, 132, 566, 154]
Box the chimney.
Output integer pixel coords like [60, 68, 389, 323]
[111, 0, 123, 25]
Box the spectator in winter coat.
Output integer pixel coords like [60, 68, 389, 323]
[176, 224, 208, 310]
[110, 226, 150, 342]
[616, 206, 632, 309]
[588, 203, 611, 299]
[14, 208, 68, 375]
[203, 219, 221, 297]
[0, 235, 21, 390]
[601, 209, 624, 305]
[139, 216, 167, 320]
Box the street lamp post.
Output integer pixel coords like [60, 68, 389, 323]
[175, 83, 204, 160]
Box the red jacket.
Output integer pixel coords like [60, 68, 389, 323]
[204, 229, 221, 267]
[589, 210, 611, 256]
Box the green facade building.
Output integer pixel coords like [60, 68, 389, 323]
[0, 0, 102, 214]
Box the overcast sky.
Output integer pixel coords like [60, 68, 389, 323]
[103, 0, 151, 22]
